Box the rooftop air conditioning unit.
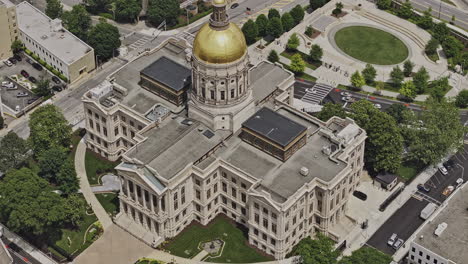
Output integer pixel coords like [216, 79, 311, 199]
[300, 167, 309, 176]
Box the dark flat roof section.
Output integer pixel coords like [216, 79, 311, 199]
[242, 107, 307, 148]
[141, 56, 191, 92]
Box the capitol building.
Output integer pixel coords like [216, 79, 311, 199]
[82, 0, 366, 259]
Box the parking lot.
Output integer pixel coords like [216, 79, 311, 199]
[366, 144, 468, 256]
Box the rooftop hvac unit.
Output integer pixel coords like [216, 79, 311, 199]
[322, 145, 332, 155]
[300, 167, 309, 176]
[434, 222, 448, 236]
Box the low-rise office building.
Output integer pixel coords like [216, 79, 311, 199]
[16, 2, 95, 83]
[0, 0, 18, 61]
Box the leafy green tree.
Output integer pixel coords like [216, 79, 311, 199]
[38, 147, 67, 182]
[289, 53, 306, 74]
[433, 22, 449, 42]
[399, 81, 417, 100]
[425, 37, 439, 55]
[309, 44, 323, 62]
[417, 8, 433, 30]
[114, 0, 141, 22]
[362, 64, 377, 85]
[0, 168, 66, 235]
[87, 22, 121, 61]
[62, 5, 92, 41]
[332, 2, 343, 16]
[29, 104, 71, 156]
[386, 103, 410, 124]
[268, 17, 283, 38]
[403, 60, 414, 77]
[0, 132, 29, 173]
[255, 14, 269, 37]
[429, 77, 450, 102]
[84, 0, 111, 14]
[242, 19, 258, 45]
[10, 40, 23, 54]
[375, 81, 385, 94]
[63, 194, 86, 226]
[57, 160, 79, 195]
[317, 103, 346, 121]
[413, 66, 429, 94]
[147, 0, 180, 26]
[376, 0, 392, 9]
[290, 234, 339, 264]
[268, 50, 279, 63]
[350, 100, 403, 173]
[397, 0, 413, 19]
[442, 36, 464, 58]
[455, 90, 468, 108]
[305, 26, 315, 37]
[350, 71, 365, 89]
[290, 5, 305, 25]
[390, 66, 404, 87]
[46, 0, 63, 19]
[287, 33, 300, 51]
[281, 12, 295, 32]
[33, 79, 52, 97]
[268, 8, 280, 19]
[310, 0, 328, 10]
[339, 247, 393, 264]
[406, 100, 464, 166]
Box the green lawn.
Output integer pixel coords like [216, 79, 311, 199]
[134, 259, 164, 264]
[334, 26, 409, 65]
[95, 192, 120, 216]
[164, 217, 272, 263]
[84, 150, 119, 185]
[398, 161, 425, 181]
[280, 50, 321, 70]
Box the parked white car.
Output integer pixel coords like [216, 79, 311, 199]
[455, 178, 463, 188]
[3, 60, 12, 67]
[438, 164, 448, 175]
[1, 81, 16, 89]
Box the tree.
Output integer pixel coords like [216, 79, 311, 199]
[413, 66, 429, 94]
[0, 168, 66, 235]
[417, 8, 433, 30]
[38, 147, 67, 182]
[10, 40, 23, 54]
[362, 64, 377, 85]
[290, 5, 305, 25]
[399, 81, 417, 100]
[403, 60, 414, 77]
[290, 234, 339, 264]
[241, 19, 258, 45]
[268, 50, 280, 63]
[305, 26, 315, 37]
[29, 104, 72, 156]
[339, 247, 393, 264]
[309, 44, 323, 62]
[442, 36, 463, 58]
[0, 132, 29, 173]
[57, 160, 80, 195]
[350, 71, 365, 89]
[397, 0, 413, 19]
[390, 66, 404, 87]
[407, 100, 464, 166]
[425, 37, 439, 55]
[46, 0, 63, 19]
[376, 0, 392, 10]
[33, 79, 52, 97]
[87, 22, 121, 61]
[114, 0, 141, 22]
[375, 81, 385, 94]
[268, 17, 283, 38]
[147, 0, 180, 26]
[350, 100, 403, 173]
[289, 54, 306, 74]
[433, 22, 449, 42]
[268, 8, 280, 19]
[456, 90, 468, 108]
[255, 14, 269, 37]
[62, 5, 92, 41]
[63, 194, 86, 227]
[317, 103, 346, 121]
[310, 0, 328, 10]
[386, 103, 409, 124]
[287, 33, 300, 51]
[84, 0, 111, 14]
[281, 12, 295, 32]
[332, 2, 343, 16]
[429, 77, 450, 102]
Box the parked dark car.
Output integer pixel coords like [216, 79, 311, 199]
[21, 70, 29, 78]
[443, 160, 456, 170]
[27, 98, 38, 104]
[231, 3, 239, 8]
[417, 184, 430, 193]
[26, 58, 34, 65]
[8, 57, 16, 64]
[13, 54, 22, 61]
[32, 63, 43, 71]
[29, 76, 37, 83]
[16, 92, 28, 97]
[51, 76, 61, 84]
[52, 85, 62, 92]
[353, 191, 367, 201]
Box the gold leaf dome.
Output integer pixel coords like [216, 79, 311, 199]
[193, 23, 247, 64]
[212, 0, 226, 4]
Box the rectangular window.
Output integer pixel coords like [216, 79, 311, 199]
[220, 91, 225, 100]
[241, 193, 246, 203]
[231, 89, 234, 98]
[195, 179, 200, 186]
[214, 183, 218, 193]
[272, 224, 277, 234]
[231, 187, 236, 198]
[130, 120, 135, 127]
[222, 182, 227, 192]
[210, 90, 215, 99]
[196, 190, 201, 200]
[114, 127, 119, 136]
[254, 214, 259, 223]
[207, 189, 211, 199]
[263, 218, 268, 228]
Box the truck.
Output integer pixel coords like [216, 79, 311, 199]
[420, 203, 437, 220]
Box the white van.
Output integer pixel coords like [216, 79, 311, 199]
[420, 203, 437, 220]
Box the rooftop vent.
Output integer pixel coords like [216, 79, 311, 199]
[203, 130, 215, 139]
[434, 222, 448, 236]
[300, 167, 309, 176]
[41, 35, 48, 40]
[322, 145, 332, 155]
[181, 119, 193, 126]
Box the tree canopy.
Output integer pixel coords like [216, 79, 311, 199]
[242, 19, 258, 45]
[56, 160, 80, 195]
[255, 14, 269, 37]
[114, 0, 141, 22]
[390, 66, 404, 87]
[289, 53, 306, 74]
[386, 103, 410, 124]
[38, 146, 68, 181]
[317, 103, 346, 121]
[455, 90, 468, 108]
[362, 64, 376, 85]
[397, 0, 413, 19]
[62, 5, 92, 41]
[33, 79, 52, 97]
[290, 234, 339, 264]
[399, 80, 417, 100]
[413, 66, 430, 94]
[309, 44, 323, 62]
[350, 71, 365, 89]
[281, 12, 295, 32]
[268, 17, 283, 38]
[46, 0, 63, 19]
[310, 0, 328, 10]
[268, 50, 279, 63]
[339, 247, 393, 264]
[290, 5, 305, 25]
[147, 0, 180, 26]
[376, 0, 392, 9]
[0, 132, 29, 173]
[287, 33, 300, 51]
[403, 60, 414, 77]
[268, 8, 280, 19]
[87, 22, 121, 61]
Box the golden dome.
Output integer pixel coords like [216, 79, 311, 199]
[193, 23, 247, 64]
[212, 0, 226, 4]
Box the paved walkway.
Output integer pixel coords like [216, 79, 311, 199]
[90, 174, 120, 193]
[75, 139, 113, 230]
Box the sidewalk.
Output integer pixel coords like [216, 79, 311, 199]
[75, 139, 113, 230]
[361, 85, 429, 102]
[0, 223, 58, 264]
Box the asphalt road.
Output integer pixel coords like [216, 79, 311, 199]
[1, 238, 41, 264]
[406, 0, 468, 30]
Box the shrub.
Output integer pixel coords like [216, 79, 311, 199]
[98, 13, 113, 20]
[52, 69, 60, 76]
[305, 26, 314, 37]
[25, 49, 32, 55]
[58, 74, 68, 82]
